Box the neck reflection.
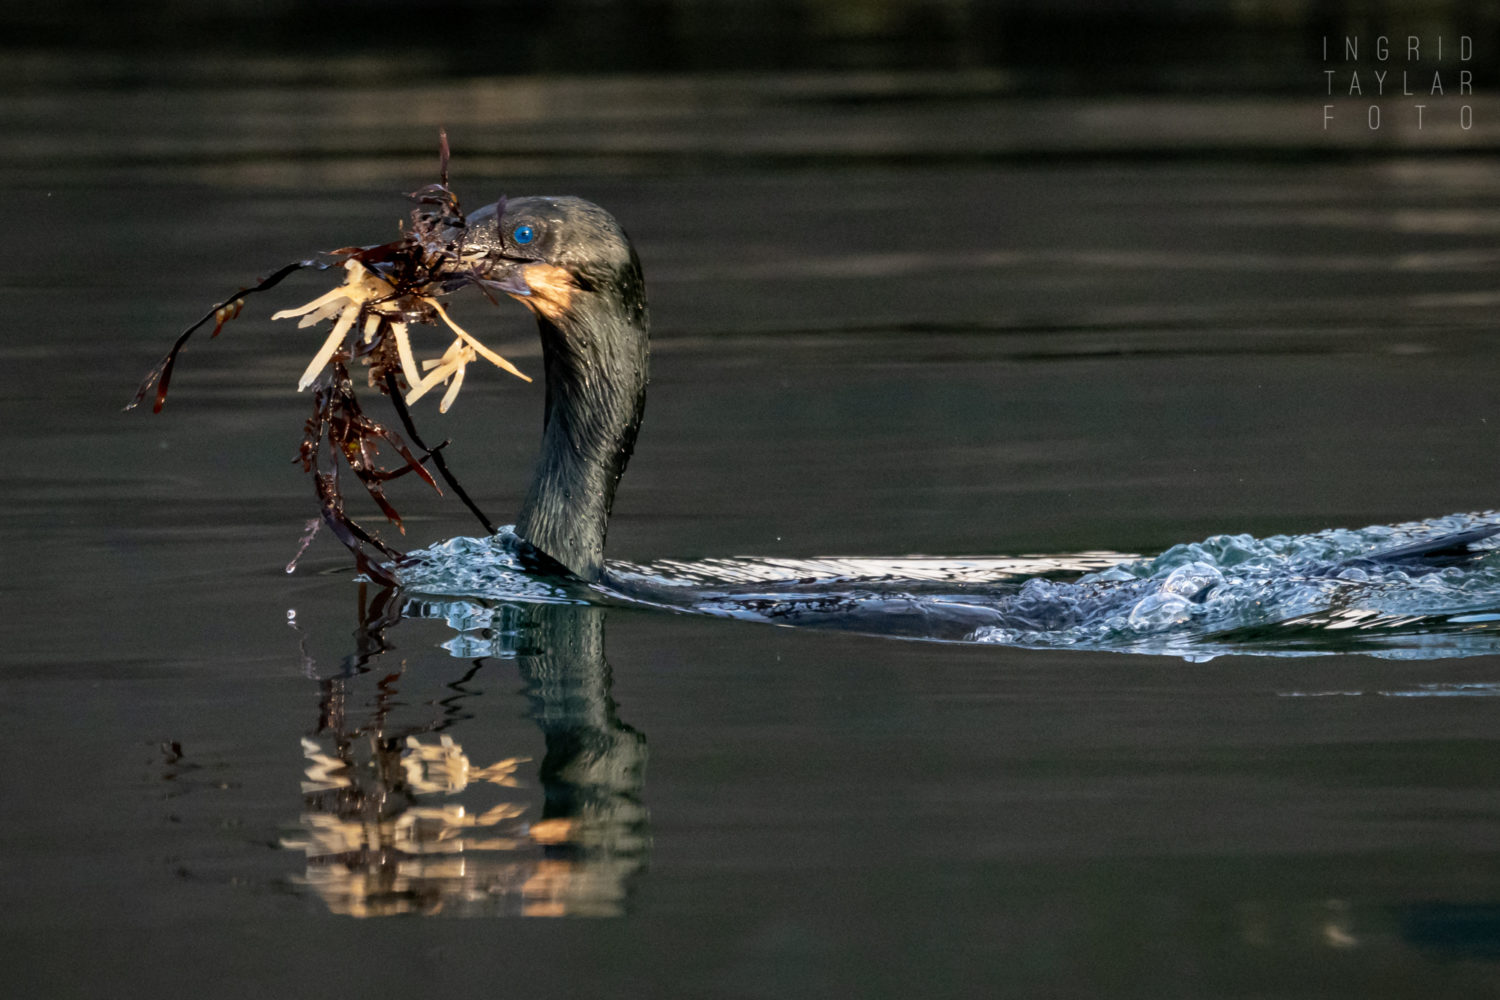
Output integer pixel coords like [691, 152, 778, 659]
[281, 588, 648, 917]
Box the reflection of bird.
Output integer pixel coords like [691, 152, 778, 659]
[283, 600, 647, 918]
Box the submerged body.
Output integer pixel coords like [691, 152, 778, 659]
[401, 510, 1500, 658]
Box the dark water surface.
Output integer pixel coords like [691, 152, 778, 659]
[6, 70, 1500, 997]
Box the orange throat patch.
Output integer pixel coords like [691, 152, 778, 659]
[509, 263, 577, 322]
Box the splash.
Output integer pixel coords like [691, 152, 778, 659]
[399, 512, 1500, 659]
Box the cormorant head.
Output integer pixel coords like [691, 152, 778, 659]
[462, 195, 648, 336]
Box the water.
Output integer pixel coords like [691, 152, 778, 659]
[7, 57, 1500, 999]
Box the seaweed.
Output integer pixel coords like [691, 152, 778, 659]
[126, 259, 326, 415]
[129, 132, 523, 580]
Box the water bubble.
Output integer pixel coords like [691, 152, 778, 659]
[1159, 561, 1225, 600]
[1128, 593, 1193, 630]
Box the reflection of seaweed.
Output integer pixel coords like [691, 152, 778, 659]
[128, 132, 523, 580]
[283, 588, 649, 917]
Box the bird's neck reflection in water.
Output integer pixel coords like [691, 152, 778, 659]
[281, 587, 648, 917]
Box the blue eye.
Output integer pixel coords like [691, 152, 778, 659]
[513, 224, 536, 245]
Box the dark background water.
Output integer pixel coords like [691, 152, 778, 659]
[6, 1, 1500, 996]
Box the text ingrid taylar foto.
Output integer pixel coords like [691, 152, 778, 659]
[1322, 34, 1475, 132]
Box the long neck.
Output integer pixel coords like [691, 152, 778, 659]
[516, 305, 648, 581]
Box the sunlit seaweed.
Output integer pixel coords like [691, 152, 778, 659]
[128, 132, 525, 582]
